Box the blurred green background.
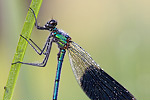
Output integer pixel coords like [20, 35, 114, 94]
[1, 0, 150, 100]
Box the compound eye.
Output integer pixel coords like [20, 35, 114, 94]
[50, 19, 57, 26]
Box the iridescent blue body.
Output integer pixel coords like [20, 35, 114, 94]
[53, 49, 66, 100]
[52, 28, 71, 49]
[51, 29, 70, 100]
[12, 8, 136, 100]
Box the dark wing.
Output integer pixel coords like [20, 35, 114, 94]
[68, 41, 136, 100]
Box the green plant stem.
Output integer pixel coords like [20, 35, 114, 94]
[3, 0, 43, 100]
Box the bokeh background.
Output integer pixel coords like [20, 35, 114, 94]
[1, 0, 150, 100]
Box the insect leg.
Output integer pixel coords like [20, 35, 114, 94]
[20, 34, 51, 55]
[12, 37, 53, 67]
[29, 7, 49, 30]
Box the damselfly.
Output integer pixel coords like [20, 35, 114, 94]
[12, 8, 136, 100]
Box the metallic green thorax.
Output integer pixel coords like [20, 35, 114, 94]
[52, 28, 71, 49]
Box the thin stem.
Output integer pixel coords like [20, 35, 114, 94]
[3, 0, 43, 100]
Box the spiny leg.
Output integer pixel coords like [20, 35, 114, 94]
[12, 36, 53, 67]
[29, 7, 49, 30]
[20, 34, 51, 55]
[12, 53, 49, 67]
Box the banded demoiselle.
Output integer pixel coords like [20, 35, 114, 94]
[12, 8, 136, 100]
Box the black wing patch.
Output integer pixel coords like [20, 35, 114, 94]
[80, 66, 136, 100]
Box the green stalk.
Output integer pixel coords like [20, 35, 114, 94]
[3, 0, 43, 100]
